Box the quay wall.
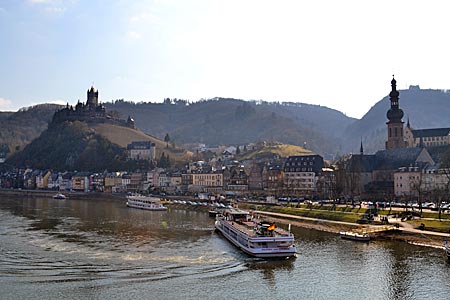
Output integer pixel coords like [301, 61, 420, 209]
[0, 189, 124, 201]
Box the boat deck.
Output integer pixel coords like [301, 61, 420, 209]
[223, 220, 292, 238]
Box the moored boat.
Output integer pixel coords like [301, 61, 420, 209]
[215, 209, 296, 258]
[53, 193, 67, 199]
[208, 208, 224, 218]
[339, 230, 370, 242]
[126, 194, 167, 211]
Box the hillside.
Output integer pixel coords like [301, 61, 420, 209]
[3, 88, 450, 164]
[7, 121, 130, 171]
[106, 98, 354, 159]
[6, 119, 193, 171]
[344, 87, 450, 154]
[0, 104, 62, 154]
[239, 143, 313, 161]
[92, 123, 193, 162]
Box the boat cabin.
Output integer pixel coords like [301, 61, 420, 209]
[256, 222, 276, 237]
[221, 210, 250, 223]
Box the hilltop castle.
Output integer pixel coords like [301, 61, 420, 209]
[52, 86, 135, 128]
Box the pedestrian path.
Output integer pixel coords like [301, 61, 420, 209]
[256, 210, 450, 238]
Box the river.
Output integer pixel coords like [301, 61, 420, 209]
[0, 196, 449, 300]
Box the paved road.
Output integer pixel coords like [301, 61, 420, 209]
[255, 210, 450, 238]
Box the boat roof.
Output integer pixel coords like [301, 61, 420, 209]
[225, 209, 249, 215]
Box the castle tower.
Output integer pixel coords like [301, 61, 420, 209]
[385, 76, 406, 150]
[86, 86, 99, 110]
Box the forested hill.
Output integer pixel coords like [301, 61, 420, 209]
[344, 87, 450, 154]
[0, 104, 61, 154]
[106, 98, 355, 158]
[7, 121, 132, 171]
[3, 88, 450, 161]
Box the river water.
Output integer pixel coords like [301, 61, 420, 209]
[0, 196, 449, 300]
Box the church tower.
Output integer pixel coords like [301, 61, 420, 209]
[385, 76, 406, 150]
[86, 86, 99, 110]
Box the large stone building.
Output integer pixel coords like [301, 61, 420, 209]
[127, 141, 156, 161]
[283, 155, 325, 195]
[404, 124, 450, 148]
[393, 166, 421, 198]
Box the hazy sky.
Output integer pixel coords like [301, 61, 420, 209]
[1, 0, 449, 118]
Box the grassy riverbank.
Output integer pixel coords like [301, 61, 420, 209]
[254, 205, 363, 223]
[242, 203, 450, 232]
[237, 203, 450, 248]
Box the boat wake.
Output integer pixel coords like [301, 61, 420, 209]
[0, 209, 245, 285]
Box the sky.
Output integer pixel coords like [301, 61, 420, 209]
[1, 0, 450, 119]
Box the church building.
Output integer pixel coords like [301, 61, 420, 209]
[404, 123, 450, 148]
[337, 76, 435, 200]
[385, 76, 407, 150]
[382, 75, 450, 154]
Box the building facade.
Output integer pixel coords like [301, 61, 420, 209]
[283, 155, 324, 195]
[404, 126, 450, 148]
[393, 166, 421, 198]
[127, 141, 156, 161]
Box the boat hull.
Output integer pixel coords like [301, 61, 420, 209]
[340, 231, 370, 242]
[126, 195, 167, 211]
[215, 219, 296, 258]
[126, 202, 167, 211]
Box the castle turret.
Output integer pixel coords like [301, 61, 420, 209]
[385, 76, 406, 150]
[87, 86, 99, 110]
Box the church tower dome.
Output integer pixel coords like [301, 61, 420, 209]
[385, 75, 406, 150]
[386, 76, 404, 122]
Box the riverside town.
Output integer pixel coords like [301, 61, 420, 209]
[3, 2, 450, 298]
[1, 77, 450, 299]
[1, 78, 450, 247]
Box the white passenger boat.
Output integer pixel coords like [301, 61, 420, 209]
[339, 231, 370, 242]
[126, 194, 167, 211]
[215, 209, 296, 258]
[53, 193, 67, 199]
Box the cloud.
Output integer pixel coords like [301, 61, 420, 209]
[28, 99, 66, 107]
[127, 30, 142, 40]
[0, 97, 13, 110]
[46, 99, 66, 105]
[129, 11, 161, 25]
[28, 0, 77, 15]
[29, 0, 52, 3]
[29, 0, 51, 3]
[127, 11, 161, 40]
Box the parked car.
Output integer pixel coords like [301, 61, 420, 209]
[441, 203, 450, 211]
